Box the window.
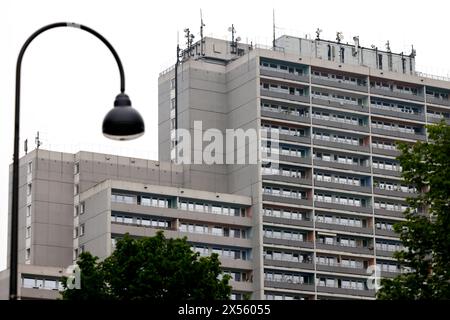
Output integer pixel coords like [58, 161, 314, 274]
[26, 248, 31, 260]
[80, 224, 85, 236]
[74, 227, 79, 238]
[27, 183, 32, 196]
[80, 202, 85, 214]
[74, 162, 79, 174]
[74, 184, 79, 195]
[26, 226, 31, 238]
[340, 47, 345, 63]
[74, 248, 78, 260]
[26, 205, 31, 217]
[170, 78, 176, 89]
[27, 161, 32, 174]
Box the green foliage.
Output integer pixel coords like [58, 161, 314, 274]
[377, 120, 450, 300]
[62, 231, 232, 300]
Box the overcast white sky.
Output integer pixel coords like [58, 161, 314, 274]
[1, 0, 449, 270]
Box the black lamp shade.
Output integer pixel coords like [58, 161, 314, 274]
[102, 93, 145, 140]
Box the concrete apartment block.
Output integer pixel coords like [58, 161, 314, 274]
[2, 32, 450, 300]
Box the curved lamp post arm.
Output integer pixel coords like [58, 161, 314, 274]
[10, 22, 129, 300]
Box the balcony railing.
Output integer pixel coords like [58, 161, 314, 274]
[371, 127, 426, 141]
[316, 285, 375, 297]
[263, 258, 314, 270]
[315, 241, 373, 255]
[260, 67, 310, 83]
[311, 76, 368, 93]
[261, 88, 310, 104]
[264, 280, 315, 292]
[370, 105, 425, 122]
[313, 159, 371, 173]
[260, 109, 310, 124]
[263, 236, 314, 249]
[313, 138, 370, 153]
[262, 194, 313, 207]
[370, 87, 424, 102]
[311, 96, 368, 113]
[312, 117, 370, 133]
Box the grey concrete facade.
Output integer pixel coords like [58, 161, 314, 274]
[158, 35, 450, 300]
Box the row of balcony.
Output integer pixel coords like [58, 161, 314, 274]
[261, 108, 427, 141]
[262, 174, 416, 198]
[263, 215, 398, 238]
[263, 236, 396, 259]
[261, 66, 450, 108]
[264, 280, 376, 297]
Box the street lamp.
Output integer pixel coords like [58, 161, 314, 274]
[9, 22, 145, 300]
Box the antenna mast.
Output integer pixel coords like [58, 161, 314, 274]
[200, 9, 206, 56]
[272, 9, 276, 49]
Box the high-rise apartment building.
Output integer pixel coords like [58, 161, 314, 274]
[2, 33, 450, 300]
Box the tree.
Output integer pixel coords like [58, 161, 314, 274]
[61, 231, 232, 300]
[377, 120, 450, 300]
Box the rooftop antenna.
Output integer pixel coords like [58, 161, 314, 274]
[228, 24, 236, 54]
[315, 28, 322, 40]
[35, 131, 42, 149]
[410, 45, 416, 58]
[184, 28, 194, 56]
[272, 9, 276, 49]
[200, 9, 206, 56]
[336, 32, 343, 43]
[385, 40, 391, 52]
[24, 139, 28, 155]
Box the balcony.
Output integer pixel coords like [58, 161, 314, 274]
[315, 222, 373, 236]
[374, 208, 405, 219]
[316, 286, 375, 297]
[380, 270, 402, 278]
[370, 106, 425, 122]
[314, 180, 372, 194]
[263, 215, 313, 228]
[426, 96, 450, 107]
[263, 194, 313, 207]
[375, 250, 395, 258]
[427, 114, 450, 125]
[313, 159, 371, 173]
[279, 133, 311, 145]
[375, 228, 398, 238]
[312, 117, 370, 133]
[263, 236, 315, 249]
[372, 168, 401, 177]
[311, 77, 368, 93]
[316, 263, 368, 276]
[262, 174, 312, 186]
[371, 147, 400, 157]
[264, 280, 315, 292]
[278, 154, 312, 165]
[264, 258, 314, 270]
[311, 96, 368, 113]
[373, 188, 418, 198]
[260, 68, 310, 84]
[371, 127, 427, 141]
[261, 88, 310, 104]
[314, 201, 372, 214]
[261, 109, 310, 124]
[370, 87, 424, 103]
[313, 138, 370, 153]
[315, 242, 374, 255]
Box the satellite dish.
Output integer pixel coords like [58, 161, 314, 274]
[236, 36, 241, 42]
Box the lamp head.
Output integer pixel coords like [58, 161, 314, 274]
[102, 93, 145, 141]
